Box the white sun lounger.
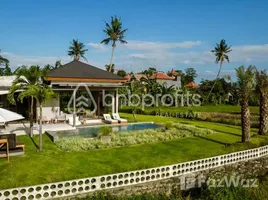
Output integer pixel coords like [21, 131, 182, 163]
[103, 114, 118, 124]
[68, 116, 81, 126]
[112, 113, 128, 124]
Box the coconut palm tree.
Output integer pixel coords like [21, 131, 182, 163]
[208, 39, 232, 99]
[8, 65, 46, 137]
[105, 63, 115, 73]
[236, 65, 256, 142]
[256, 70, 268, 135]
[19, 85, 56, 151]
[68, 39, 88, 62]
[101, 16, 127, 72]
[0, 50, 9, 66]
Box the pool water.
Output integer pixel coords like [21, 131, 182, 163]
[78, 123, 162, 137]
[47, 123, 162, 141]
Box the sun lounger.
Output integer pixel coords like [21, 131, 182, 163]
[112, 113, 128, 124]
[68, 116, 81, 126]
[56, 115, 67, 123]
[103, 114, 118, 124]
[0, 134, 25, 159]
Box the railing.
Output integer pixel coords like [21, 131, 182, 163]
[1, 145, 268, 200]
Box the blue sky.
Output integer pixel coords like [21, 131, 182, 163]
[1, 0, 268, 82]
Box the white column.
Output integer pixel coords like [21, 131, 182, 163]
[73, 90, 76, 127]
[112, 92, 115, 114]
[115, 88, 119, 113]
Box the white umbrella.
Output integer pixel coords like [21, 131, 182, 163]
[0, 108, 24, 123]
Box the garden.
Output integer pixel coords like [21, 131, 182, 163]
[1, 113, 268, 190]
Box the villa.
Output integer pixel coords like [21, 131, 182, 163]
[124, 71, 181, 89]
[0, 60, 127, 122]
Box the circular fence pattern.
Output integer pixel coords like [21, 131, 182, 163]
[0, 145, 267, 200]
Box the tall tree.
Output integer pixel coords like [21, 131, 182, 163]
[209, 39, 232, 98]
[8, 65, 47, 137]
[43, 60, 62, 71]
[184, 68, 197, 84]
[0, 50, 9, 66]
[101, 16, 127, 71]
[19, 85, 55, 151]
[143, 67, 157, 78]
[117, 69, 127, 77]
[105, 63, 115, 73]
[256, 70, 268, 135]
[236, 65, 256, 142]
[68, 39, 88, 62]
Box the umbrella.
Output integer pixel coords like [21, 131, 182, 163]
[0, 108, 24, 123]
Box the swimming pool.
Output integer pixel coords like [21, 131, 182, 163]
[46, 122, 162, 142]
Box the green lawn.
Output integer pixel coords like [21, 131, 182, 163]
[121, 105, 259, 115]
[0, 114, 267, 190]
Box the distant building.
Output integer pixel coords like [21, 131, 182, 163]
[185, 81, 199, 88]
[124, 71, 181, 89]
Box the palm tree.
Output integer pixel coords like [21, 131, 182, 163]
[105, 63, 115, 73]
[208, 39, 232, 99]
[43, 60, 62, 71]
[236, 65, 256, 142]
[0, 50, 9, 66]
[8, 65, 46, 137]
[19, 85, 55, 151]
[256, 70, 268, 135]
[101, 16, 127, 72]
[68, 39, 88, 62]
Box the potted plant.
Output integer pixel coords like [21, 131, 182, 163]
[98, 126, 113, 142]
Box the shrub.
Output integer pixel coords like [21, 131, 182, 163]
[55, 123, 215, 152]
[98, 126, 112, 138]
[164, 122, 173, 130]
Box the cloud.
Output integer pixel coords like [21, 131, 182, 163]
[1, 52, 106, 71]
[121, 40, 202, 51]
[87, 40, 202, 52]
[87, 43, 108, 52]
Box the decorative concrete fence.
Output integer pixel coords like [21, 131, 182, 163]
[1, 145, 268, 200]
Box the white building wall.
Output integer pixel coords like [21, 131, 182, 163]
[36, 98, 60, 120]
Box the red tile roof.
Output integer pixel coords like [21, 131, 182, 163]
[124, 74, 132, 81]
[168, 69, 179, 76]
[185, 81, 199, 88]
[150, 72, 174, 80]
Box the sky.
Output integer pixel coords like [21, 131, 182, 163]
[1, 0, 268, 82]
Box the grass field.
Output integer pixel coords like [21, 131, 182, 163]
[120, 105, 259, 115]
[0, 114, 267, 190]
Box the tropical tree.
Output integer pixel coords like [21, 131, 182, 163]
[68, 39, 88, 62]
[143, 67, 157, 78]
[0, 50, 9, 66]
[101, 16, 127, 71]
[126, 81, 143, 121]
[208, 39, 232, 99]
[236, 65, 256, 142]
[256, 70, 268, 135]
[105, 64, 115, 73]
[19, 85, 56, 151]
[117, 69, 127, 77]
[43, 60, 62, 71]
[8, 65, 46, 137]
[159, 84, 176, 106]
[0, 63, 13, 76]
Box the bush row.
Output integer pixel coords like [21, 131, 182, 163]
[55, 123, 215, 152]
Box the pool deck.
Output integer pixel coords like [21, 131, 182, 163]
[0, 123, 77, 136]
